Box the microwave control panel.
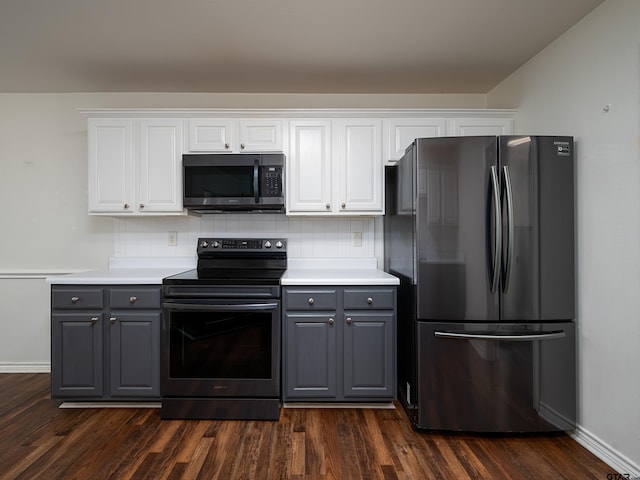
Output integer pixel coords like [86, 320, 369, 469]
[261, 166, 283, 197]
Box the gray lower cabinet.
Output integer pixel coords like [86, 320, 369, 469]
[51, 285, 161, 400]
[283, 286, 396, 402]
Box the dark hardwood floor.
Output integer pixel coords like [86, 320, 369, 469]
[0, 374, 614, 479]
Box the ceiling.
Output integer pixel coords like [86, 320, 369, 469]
[0, 0, 604, 94]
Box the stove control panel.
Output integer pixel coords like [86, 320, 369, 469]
[197, 238, 287, 253]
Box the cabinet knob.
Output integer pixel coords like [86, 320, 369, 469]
[225, 143, 230, 149]
[91, 317, 99, 324]
[325, 203, 331, 210]
[328, 317, 335, 325]
[109, 317, 117, 324]
[367, 297, 373, 305]
[346, 317, 352, 325]
[129, 296, 137, 303]
[341, 202, 346, 208]
[240, 143, 246, 149]
[124, 203, 130, 209]
[308, 298, 315, 305]
[139, 203, 144, 209]
[71, 296, 79, 304]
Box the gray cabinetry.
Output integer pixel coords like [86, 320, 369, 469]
[51, 285, 161, 400]
[283, 286, 396, 402]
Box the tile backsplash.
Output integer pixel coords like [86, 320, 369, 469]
[114, 215, 377, 259]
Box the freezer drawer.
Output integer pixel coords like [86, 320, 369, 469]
[412, 321, 575, 433]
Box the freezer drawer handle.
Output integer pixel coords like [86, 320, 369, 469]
[434, 330, 566, 341]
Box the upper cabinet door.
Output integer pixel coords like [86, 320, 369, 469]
[334, 119, 383, 213]
[385, 118, 447, 162]
[449, 117, 513, 136]
[238, 120, 284, 152]
[187, 119, 283, 152]
[187, 119, 234, 152]
[288, 120, 333, 213]
[138, 119, 184, 212]
[88, 119, 135, 214]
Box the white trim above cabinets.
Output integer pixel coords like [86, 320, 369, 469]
[81, 108, 515, 217]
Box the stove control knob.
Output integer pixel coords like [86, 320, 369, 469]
[264, 241, 272, 249]
[199, 240, 209, 248]
[212, 241, 220, 248]
[275, 241, 283, 249]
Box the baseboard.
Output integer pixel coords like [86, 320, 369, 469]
[570, 425, 640, 476]
[0, 362, 51, 373]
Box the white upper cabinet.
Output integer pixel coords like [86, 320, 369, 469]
[334, 119, 383, 213]
[187, 118, 283, 152]
[287, 119, 383, 216]
[449, 117, 513, 136]
[137, 119, 184, 213]
[287, 120, 333, 213]
[88, 118, 184, 215]
[384, 118, 447, 162]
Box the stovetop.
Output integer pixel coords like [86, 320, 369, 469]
[163, 267, 286, 286]
[163, 237, 287, 287]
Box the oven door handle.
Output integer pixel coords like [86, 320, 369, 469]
[163, 301, 279, 311]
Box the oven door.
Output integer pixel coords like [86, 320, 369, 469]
[162, 298, 280, 398]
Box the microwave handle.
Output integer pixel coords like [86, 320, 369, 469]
[253, 159, 260, 203]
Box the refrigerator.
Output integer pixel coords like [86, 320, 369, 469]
[384, 136, 576, 433]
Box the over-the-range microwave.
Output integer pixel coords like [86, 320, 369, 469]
[182, 153, 285, 213]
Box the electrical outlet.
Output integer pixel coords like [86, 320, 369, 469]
[168, 231, 177, 246]
[352, 231, 362, 247]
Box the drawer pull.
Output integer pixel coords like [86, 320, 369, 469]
[91, 317, 99, 324]
[367, 297, 373, 305]
[129, 296, 138, 304]
[308, 298, 315, 305]
[328, 317, 335, 325]
[346, 317, 352, 325]
[71, 296, 79, 304]
[109, 317, 117, 324]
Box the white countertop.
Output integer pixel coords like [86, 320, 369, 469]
[45, 257, 196, 285]
[281, 258, 399, 286]
[45, 256, 399, 286]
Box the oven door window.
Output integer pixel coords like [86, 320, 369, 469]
[169, 308, 273, 379]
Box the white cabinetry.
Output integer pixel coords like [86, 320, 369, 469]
[287, 119, 383, 215]
[449, 117, 513, 136]
[187, 118, 283, 152]
[88, 118, 184, 215]
[384, 118, 447, 162]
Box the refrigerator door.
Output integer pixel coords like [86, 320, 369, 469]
[499, 136, 574, 321]
[414, 137, 498, 321]
[413, 321, 576, 432]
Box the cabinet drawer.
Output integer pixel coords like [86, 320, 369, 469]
[344, 288, 395, 310]
[285, 289, 337, 310]
[109, 287, 161, 309]
[52, 288, 104, 309]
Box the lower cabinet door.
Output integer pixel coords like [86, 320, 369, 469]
[343, 312, 395, 398]
[108, 312, 161, 398]
[285, 313, 337, 399]
[51, 313, 104, 398]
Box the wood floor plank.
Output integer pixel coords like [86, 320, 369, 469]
[0, 374, 617, 480]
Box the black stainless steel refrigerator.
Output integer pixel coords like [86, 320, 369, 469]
[384, 136, 576, 433]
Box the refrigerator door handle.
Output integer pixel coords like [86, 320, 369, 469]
[502, 166, 515, 293]
[434, 330, 566, 341]
[489, 166, 502, 293]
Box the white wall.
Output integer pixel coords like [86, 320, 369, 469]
[488, 0, 640, 472]
[0, 91, 486, 371]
